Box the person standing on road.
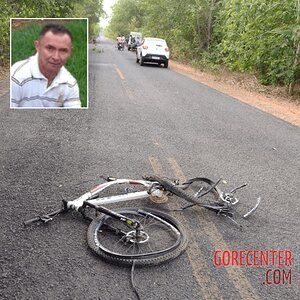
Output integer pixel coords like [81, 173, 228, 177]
[116, 34, 122, 48]
[11, 23, 81, 108]
[121, 35, 126, 51]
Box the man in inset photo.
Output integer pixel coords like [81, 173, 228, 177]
[11, 20, 87, 108]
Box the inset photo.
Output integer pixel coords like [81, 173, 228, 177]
[10, 18, 88, 108]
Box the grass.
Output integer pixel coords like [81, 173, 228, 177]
[11, 19, 88, 107]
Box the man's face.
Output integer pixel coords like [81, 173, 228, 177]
[35, 31, 72, 76]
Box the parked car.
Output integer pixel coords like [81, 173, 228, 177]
[136, 38, 170, 68]
[128, 32, 142, 51]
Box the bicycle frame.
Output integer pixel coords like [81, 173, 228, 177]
[67, 178, 155, 211]
[24, 175, 260, 226]
[23, 175, 261, 273]
[64, 175, 261, 218]
[23, 178, 164, 226]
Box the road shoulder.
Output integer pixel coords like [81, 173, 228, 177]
[0, 68, 9, 98]
[170, 60, 300, 128]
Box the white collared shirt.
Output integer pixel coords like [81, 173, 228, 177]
[11, 53, 81, 108]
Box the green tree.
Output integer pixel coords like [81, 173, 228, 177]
[0, 1, 12, 66]
[72, 0, 104, 38]
[289, 0, 300, 94]
[0, 0, 104, 66]
[104, 0, 222, 61]
[214, 0, 299, 88]
[105, 0, 143, 38]
[105, 0, 299, 93]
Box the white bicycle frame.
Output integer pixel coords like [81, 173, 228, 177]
[66, 177, 260, 219]
[24, 176, 261, 227]
[67, 179, 159, 211]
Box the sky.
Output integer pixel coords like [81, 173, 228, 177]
[100, 0, 118, 28]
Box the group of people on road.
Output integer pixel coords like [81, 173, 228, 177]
[116, 34, 126, 51]
[116, 34, 141, 51]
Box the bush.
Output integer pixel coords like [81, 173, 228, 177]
[213, 0, 299, 86]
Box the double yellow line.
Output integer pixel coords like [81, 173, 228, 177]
[149, 156, 259, 300]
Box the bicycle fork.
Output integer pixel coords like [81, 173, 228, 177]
[84, 202, 145, 244]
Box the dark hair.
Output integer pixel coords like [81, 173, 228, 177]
[39, 23, 73, 42]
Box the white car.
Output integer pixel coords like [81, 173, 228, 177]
[136, 38, 170, 68]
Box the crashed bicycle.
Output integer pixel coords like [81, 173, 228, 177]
[24, 175, 261, 266]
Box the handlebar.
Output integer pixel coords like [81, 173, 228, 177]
[23, 205, 67, 226]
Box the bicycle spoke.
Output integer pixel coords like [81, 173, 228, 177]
[87, 207, 187, 266]
[96, 212, 179, 257]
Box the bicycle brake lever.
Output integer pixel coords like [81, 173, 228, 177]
[40, 215, 53, 223]
[201, 204, 233, 216]
[230, 183, 247, 194]
[105, 176, 117, 182]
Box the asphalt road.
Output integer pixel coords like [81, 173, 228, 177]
[1, 37, 299, 300]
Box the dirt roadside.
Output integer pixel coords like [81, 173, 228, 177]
[169, 60, 300, 127]
[0, 68, 9, 98]
[2, 63, 300, 127]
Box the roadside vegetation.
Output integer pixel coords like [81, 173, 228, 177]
[0, 0, 103, 65]
[105, 0, 300, 97]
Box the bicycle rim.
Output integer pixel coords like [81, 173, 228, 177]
[87, 208, 188, 266]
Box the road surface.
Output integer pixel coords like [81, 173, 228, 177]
[1, 37, 299, 299]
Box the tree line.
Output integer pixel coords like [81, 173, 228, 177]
[0, 0, 104, 67]
[105, 0, 300, 95]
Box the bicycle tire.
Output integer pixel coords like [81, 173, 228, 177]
[149, 176, 234, 217]
[147, 175, 206, 206]
[183, 177, 222, 202]
[87, 207, 188, 266]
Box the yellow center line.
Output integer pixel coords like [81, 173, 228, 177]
[168, 158, 259, 300]
[149, 156, 224, 300]
[115, 66, 125, 80]
[149, 156, 165, 176]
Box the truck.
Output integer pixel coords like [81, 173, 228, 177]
[128, 32, 142, 51]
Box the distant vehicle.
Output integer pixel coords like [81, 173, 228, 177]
[136, 38, 170, 68]
[117, 42, 123, 51]
[128, 32, 142, 51]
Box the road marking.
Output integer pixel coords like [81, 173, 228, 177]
[149, 156, 165, 175]
[168, 158, 259, 300]
[115, 66, 125, 80]
[149, 156, 224, 300]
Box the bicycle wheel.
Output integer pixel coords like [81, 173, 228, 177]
[149, 175, 222, 206]
[87, 207, 188, 266]
[147, 175, 206, 206]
